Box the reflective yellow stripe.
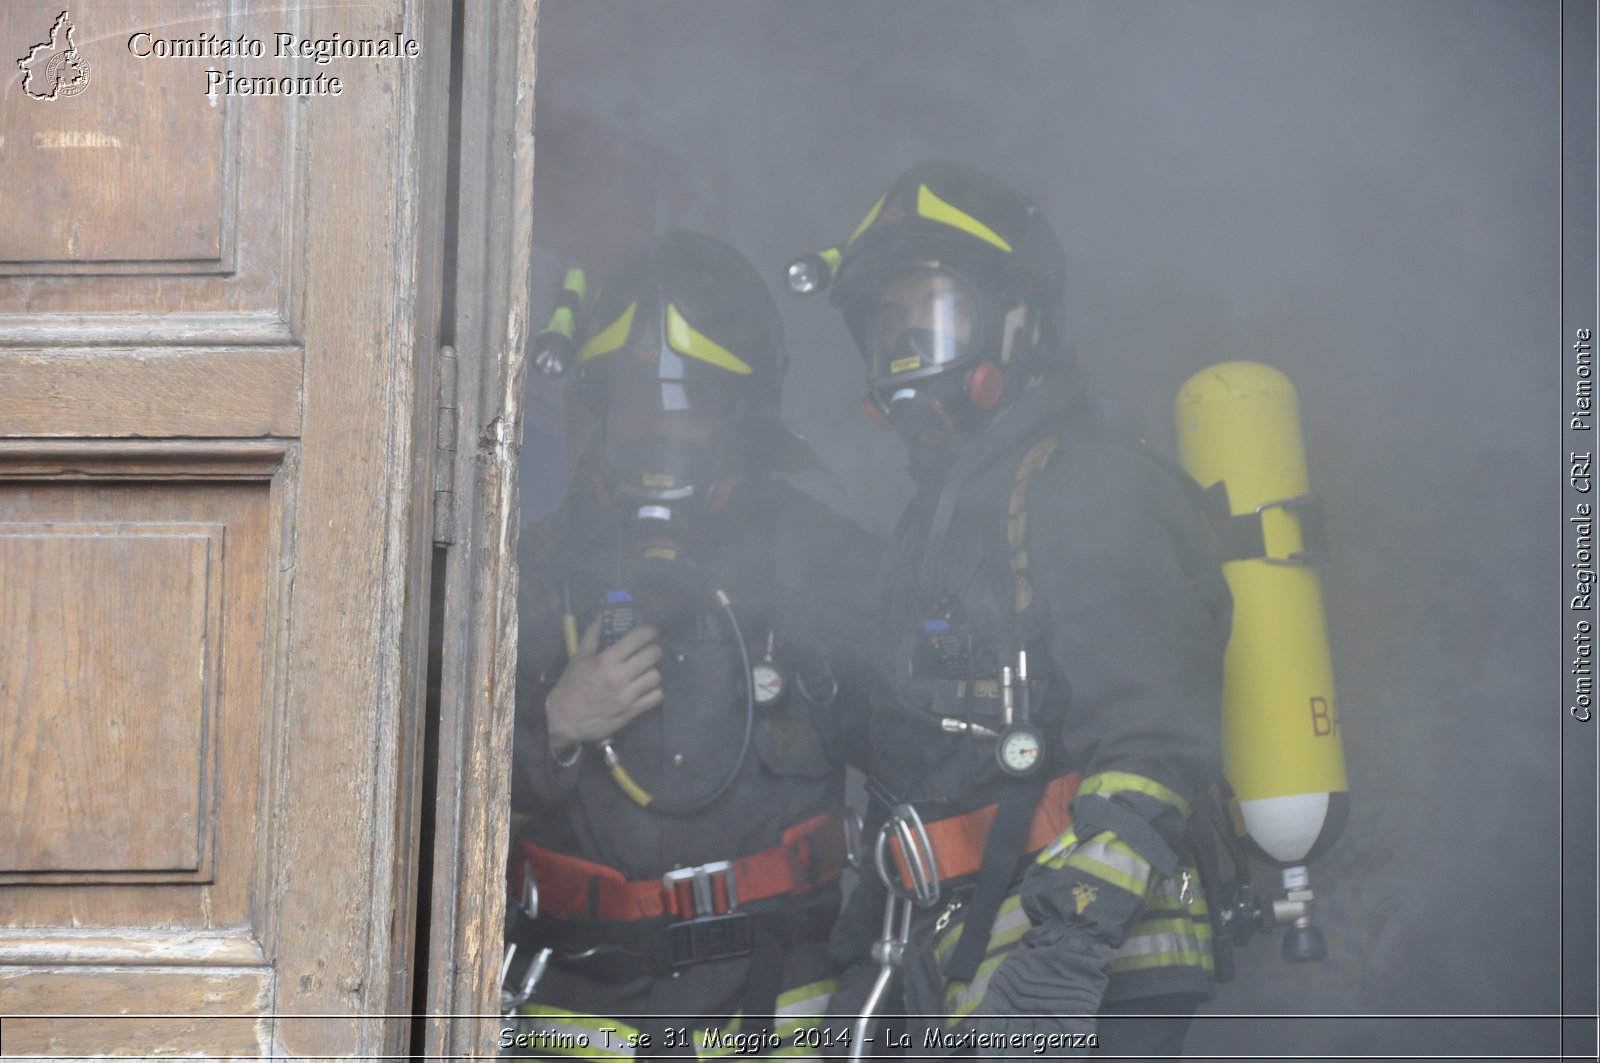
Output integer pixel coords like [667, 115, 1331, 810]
[1120, 930, 1203, 957]
[1145, 872, 1209, 914]
[775, 976, 836, 1020]
[1063, 850, 1148, 897]
[938, 897, 1033, 1021]
[1108, 945, 1215, 974]
[945, 946, 1016, 1020]
[625, 978, 841, 1060]
[1126, 916, 1213, 944]
[1037, 827, 1079, 868]
[577, 301, 636, 363]
[934, 901, 1214, 1024]
[1063, 835, 1152, 889]
[916, 183, 1012, 253]
[1077, 771, 1191, 818]
[666, 302, 753, 375]
[1112, 910, 1215, 976]
[514, 985, 838, 1061]
[933, 895, 1028, 964]
[819, 246, 842, 276]
[847, 193, 886, 246]
[935, 907, 1032, 968]
[511, 1005, 636, 1059]
[1143, 898, 1211, 920]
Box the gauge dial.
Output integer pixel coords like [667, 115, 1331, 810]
[752, 662, 785, 705]
[997, 725, 1043, 776]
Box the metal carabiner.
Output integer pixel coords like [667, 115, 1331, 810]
[849, 805, 943, 1063]
[499, 943, 553, 1018]
[874, 803, 942, 909]
[520, 859, 540, 919]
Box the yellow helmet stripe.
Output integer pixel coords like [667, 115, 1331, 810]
[916, 183, 1013, 253]
[666, 302, 753, 375]
[847, 193, 887, 246]
[576, 300, 636, 363]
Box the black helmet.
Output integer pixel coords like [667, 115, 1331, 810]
[802, 161, 1067, 444]
[573, 230, 804, 505]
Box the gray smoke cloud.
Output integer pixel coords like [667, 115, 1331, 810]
[521, 2, 1579, 1056]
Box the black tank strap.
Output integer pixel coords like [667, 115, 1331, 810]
[942, 770, 1052, 983]
[1200, 479, 1329, 564]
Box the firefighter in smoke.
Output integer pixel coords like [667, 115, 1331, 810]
[790, 161, 1232, 1056]
[506, 231, 877, 1055]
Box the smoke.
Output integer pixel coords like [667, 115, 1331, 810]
[523, 1, 1575, 1054]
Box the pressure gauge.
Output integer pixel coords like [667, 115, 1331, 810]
[996, 724, 1044, 777]
[752, 661, 786, 706]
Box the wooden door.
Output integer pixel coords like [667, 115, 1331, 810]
[0, 0, 455, 1055]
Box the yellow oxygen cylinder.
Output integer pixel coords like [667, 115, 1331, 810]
[1174, 362, 1349, 870]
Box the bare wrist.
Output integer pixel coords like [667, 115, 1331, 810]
[545, 693, 583, 767]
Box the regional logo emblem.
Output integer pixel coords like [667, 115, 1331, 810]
[18, 10, 91, 101]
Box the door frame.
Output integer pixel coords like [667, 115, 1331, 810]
[417, 0, 537, 1056]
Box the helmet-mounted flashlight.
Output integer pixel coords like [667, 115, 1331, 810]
[532, 267, 588, 376]
[784, 247, 841, 297]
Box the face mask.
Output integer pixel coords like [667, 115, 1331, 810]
[602, 429, 719, 504]
[598, 381, 732, 506]
[599, 502, 708, 642]
[859, 269, 978, 387]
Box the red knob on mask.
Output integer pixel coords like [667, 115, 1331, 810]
[862, 393, 892, 430]
[967, 361, 1004, 409]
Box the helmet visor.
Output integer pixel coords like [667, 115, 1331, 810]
[847, 268, 979, 386]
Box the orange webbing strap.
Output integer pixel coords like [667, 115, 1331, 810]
[514, 809, 848, 922]
[888, 772, 1081, 889]
[732, 809, 848, 907]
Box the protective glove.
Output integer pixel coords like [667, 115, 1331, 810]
[971, 921, 1110, 1051]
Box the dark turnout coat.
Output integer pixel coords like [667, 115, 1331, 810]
[830, 374, 1233, 1040]
[509, 472, 878, 1049]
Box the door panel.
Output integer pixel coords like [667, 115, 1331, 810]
[0, 348, 302, 438]
[1, 0, 291, 318]
[2, 969, 269, 1057]
[2, 516, 231, 881]
[1, 0, 229, 270]
[0, 0, 450, 1054]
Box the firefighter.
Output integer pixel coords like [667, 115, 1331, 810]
[791, 161, 1233, 1057]
[507, 231, 877, 1057]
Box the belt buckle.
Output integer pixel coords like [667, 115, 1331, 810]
[662, 859, 738, 918]
[661, 860, 749, 968]
[663, 911, 753, 968]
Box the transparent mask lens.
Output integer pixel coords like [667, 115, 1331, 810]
[860, 269, 977, 381]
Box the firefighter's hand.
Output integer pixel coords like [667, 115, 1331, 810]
[545, 617, 664, 752]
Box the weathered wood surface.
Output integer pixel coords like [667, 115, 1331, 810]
[0, 348, 302, 437]
[0, 0, 451, 1055]
[0, 967, 271, 1057]
[419, 0, 538, 1057]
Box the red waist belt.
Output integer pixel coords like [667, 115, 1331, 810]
[513, 809, 848, 922]
[887, 772, 1081, 891]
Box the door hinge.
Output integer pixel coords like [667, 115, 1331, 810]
[433, 345, 459, 545]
